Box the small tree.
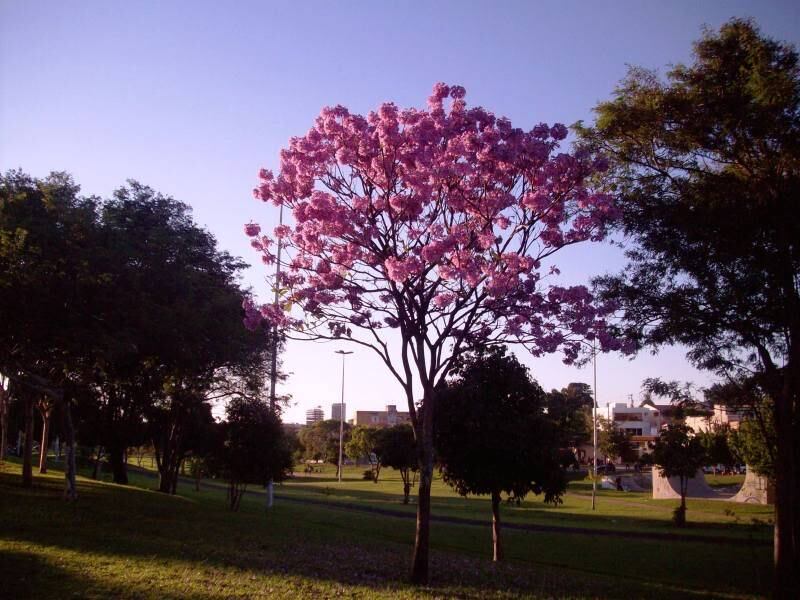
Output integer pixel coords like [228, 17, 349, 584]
[599, 422, 638, 466]
[730, 414, 776, 480]
[375, 424, 417, 503]
[346, 425, 382, 482]
[214, 398, 292, 511]
[697, 425, 737, 473]
[299, 419, 351, 470]
[435, 347, 565, 561]
[651, 423, 706, 526]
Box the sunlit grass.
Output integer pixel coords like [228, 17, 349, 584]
[1, 459, 772, 598]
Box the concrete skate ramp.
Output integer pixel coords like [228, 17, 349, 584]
[731, 467, 774, 505]
[652, 467, 720, 500]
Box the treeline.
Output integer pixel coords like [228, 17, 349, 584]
[0, 170, 288, 498]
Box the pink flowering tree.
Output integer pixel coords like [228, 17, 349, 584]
[246, 83, 620, 583]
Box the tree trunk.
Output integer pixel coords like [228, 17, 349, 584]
[772, 373, 798, 598]
[109, 445, 128, 485]
[0, 385, 8, 462]
[38, 402, 52, 473]
[21, 396, 34, 487]
[92, 447, 103, 479]
[403, 480, 411, 505]
[491, 490, 503, 561]
[62, 396, 77, 500]
[411, 386, 435, 584]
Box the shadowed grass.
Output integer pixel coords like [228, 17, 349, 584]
[1, 460, 772, 598]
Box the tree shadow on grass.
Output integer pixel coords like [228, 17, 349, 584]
[0, 468, 770, 599]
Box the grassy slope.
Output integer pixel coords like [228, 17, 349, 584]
[0, 461, 772, 599]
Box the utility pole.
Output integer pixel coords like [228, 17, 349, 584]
[334, 350, 352, 483]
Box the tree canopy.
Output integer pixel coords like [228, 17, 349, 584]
[578, 20, 799, 591]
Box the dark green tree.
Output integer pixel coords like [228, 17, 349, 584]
[652, 424, 707, 527]
[375, 424, 417, 503]
[212, 397, 292, 511]
[599, 422, 638, 466]
[578, 20, 799, 591]
[545, 383, 593, 454]
[0, 171, 101, 492]
[435, 347, 565, 561]
[697, 425, 737, 472]
[96, 182, 271, 491]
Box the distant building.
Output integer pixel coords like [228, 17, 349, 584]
[331, 402, 346, 421]
[685, 404, 742, 433]
[353, 404, 410, 427]
[610, 400, 680, 457]
[305, 406, 324, 425]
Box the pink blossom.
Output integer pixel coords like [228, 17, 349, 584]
[247, 82, 619, 367]
[244, 222, 261, 237]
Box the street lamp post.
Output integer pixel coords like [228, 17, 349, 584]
[334, 350, 353, 483]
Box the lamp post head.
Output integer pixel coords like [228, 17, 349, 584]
[334, 350, 354, 356]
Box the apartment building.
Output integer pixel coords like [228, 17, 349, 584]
[352, 404, 410, 427]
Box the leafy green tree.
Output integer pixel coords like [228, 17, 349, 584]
[96, 182, 271, 491]
[578, 20, 799, 591]
[599, 422, 638, 466]
[652, 424, 707, 527]
[730, 412, 777, 479]
[345, 425, 382, 482]
[545, 383, 593, 453]
[697, 425, 737, 471]
[375, 424, 417, 503]
[435, 347, 565, 561]
[0, 171, 100, 491]
[211, 397, 292, 511]
[299, 420, 352, 468]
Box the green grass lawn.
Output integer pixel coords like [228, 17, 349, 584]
[1, 459, 773, 598]
[276, 464, 772, 541]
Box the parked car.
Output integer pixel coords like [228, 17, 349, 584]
[596, 463, 616, 475]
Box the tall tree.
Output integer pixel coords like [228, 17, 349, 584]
[578, 20, 799, 593]
[246, 84, 620, 583]
[0, 171, 100, 492]
[97, 183, 269, 490]
[435, 347, 565, 561]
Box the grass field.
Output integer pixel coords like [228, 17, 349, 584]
[0, 459, 774, 599]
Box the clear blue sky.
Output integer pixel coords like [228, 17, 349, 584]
[2, 1, 798, 423]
